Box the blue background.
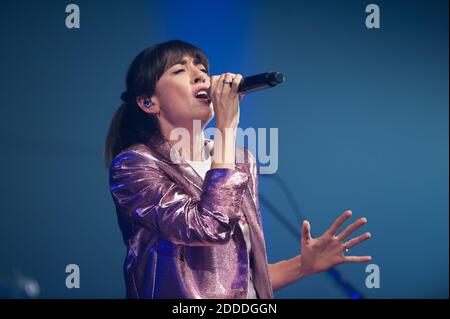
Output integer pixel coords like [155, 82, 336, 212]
[0, 0, 447, 298]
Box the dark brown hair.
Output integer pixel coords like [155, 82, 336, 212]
[103, 40, 210, 168]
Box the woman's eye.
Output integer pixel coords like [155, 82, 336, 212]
[173, 68, 207, 75]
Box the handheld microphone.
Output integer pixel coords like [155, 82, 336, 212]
[237, 71, 285, 94]
[207, 72, 285, 96]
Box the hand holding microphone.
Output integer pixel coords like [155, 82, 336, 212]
[210, 73, 243, 130]
[209, 73, 241, 170]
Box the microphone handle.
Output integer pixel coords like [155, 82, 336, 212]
[238, 72, 285, 94]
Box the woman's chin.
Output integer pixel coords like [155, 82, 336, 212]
[193, 103, 213, 118]
[195, 99, 212, 109]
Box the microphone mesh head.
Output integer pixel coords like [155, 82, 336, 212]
[273, 72, 284, 83]
[266, 72, 285, 86]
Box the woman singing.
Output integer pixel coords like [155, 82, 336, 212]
[104, 40, 372, 299]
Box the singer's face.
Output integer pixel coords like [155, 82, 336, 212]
[153, 55, 213, 129]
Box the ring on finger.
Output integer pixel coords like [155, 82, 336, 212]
[344, 242, 350, 252]
[223, 75, 234, 85]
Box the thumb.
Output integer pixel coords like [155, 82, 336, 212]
[302, 220, 312, 241]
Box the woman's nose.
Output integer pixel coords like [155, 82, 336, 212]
[193, 71, 208, 84]
[194, 75, 205, 84]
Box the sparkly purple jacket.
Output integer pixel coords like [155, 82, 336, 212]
[109, 135, 274, 299]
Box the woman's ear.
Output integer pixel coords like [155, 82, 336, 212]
[136, 95, 160, 115]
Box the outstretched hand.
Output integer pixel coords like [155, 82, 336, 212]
[299, 210, 372, 276]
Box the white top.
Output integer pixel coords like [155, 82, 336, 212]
[185, 154, 258, 299]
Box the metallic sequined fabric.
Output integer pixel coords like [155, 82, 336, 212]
[109, 135, 274, 299]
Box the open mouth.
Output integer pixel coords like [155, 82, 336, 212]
[194, 90, 211, 103]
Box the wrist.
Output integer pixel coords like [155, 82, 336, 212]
[213, 127, 236, 165]
[215, 125, 237, 135]
[291, 255, 312, 281]
[210, 162, 235, 170]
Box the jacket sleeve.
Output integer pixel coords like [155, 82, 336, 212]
[109, 150, 249, 246]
